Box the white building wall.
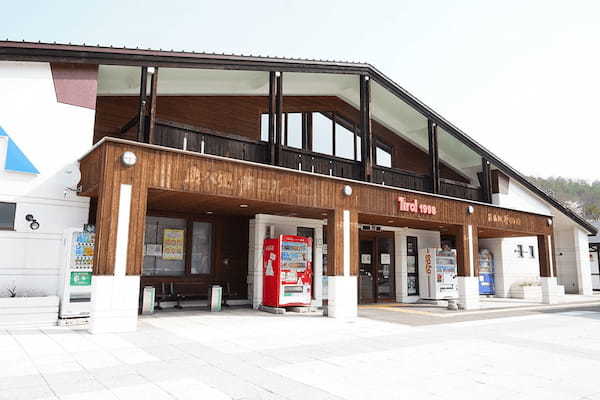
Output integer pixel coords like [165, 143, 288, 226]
[479, 237, 540, 298]
[247, 214, 325, 309]
[492, 179, 553, 215]
[0, 61, 95, 297]
[554, 225, 593, 295]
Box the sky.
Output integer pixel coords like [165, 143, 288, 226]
[3, 0, 599, 181]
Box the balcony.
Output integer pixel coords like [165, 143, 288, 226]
[135, 119, 487, 203]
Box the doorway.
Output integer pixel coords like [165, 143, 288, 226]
[358, 232, 395, 303]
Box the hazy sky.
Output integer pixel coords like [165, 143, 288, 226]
[4, 1, 599, 180]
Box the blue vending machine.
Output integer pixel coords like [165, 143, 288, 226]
[478, 249, 495, 295]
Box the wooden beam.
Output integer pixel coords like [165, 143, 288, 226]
[326, 209, 358, 276]
[481, 158, 492, 203]
[360, 75, 373, 181]
[137, 66, 148, 142]
[538, 234, 554, 277]
[455, 224, 478, 277]
[119, 115, 139, 135]
[275, 72, 283, 165]
[268, 71, 276, 164]
[428, 120, 440, 193]
[147, 67, 159, 144]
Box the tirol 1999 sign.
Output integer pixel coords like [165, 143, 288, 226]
[397, 196, 437, 216]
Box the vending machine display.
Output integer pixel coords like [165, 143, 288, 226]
[263, 235, 312, 308]
[59, 228, 94, 320]
[478, 249, 495, 295]
[418, 248, 458, 300]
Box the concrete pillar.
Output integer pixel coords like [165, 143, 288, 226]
[326, 209, 358, 318]
[455, 224, 480, 310]
[539, 234, 563, 304]
[89, 183, 141, 333]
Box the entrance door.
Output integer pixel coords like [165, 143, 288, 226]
[358, 234, 395, 303]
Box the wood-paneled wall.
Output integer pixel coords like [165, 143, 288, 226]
[80, 139, 553, 278]
[94, 95, 467, 182]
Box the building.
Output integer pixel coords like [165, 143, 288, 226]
[0, 41, 595, 333]
[587, 221, 600, 291]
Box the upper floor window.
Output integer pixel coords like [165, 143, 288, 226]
[0, 202, 16, 230]
[529, 245, 535, 258]
[375, 141, 393, 168]
[516, 244, 524, 258]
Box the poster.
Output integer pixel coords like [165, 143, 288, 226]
[162, 229, 185, 260]
[380, 253, 391, 265]
[145, 244, 163, 257]
[361, 254, 371, 264]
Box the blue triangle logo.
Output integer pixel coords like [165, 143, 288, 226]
[0, 125, 39, 174]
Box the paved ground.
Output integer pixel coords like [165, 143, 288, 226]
[3, 303, 600, 399]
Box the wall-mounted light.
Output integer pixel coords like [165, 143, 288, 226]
[121, 151, 137, 167]
[467, 205, 474, 215]
[147, 67, 156, 75]
[25, 214, 39, 231]
[547, 218, 553, 227]
[342, 185, 353, 197]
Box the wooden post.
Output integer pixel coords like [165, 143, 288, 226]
[326, 209, 358, 276]
[275, 72, 283, 165]
[455, 224, 479, 277]
[268, 71, 276, 164]
[137, 66, 148, 143]
[428, 120, 440, 193]
[360, 75, 373, 181]
[538, 234, 554, 277]
[147, 67, 159, 145]
[481, 158, 492, 203]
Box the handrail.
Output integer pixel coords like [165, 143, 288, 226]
[372, 164, 428, 179]
[281, 146, 361, 165]
[155, 119, 264, 146]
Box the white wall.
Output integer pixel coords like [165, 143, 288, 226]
[492, 179, 553, 216]
[0, 61, 95, 297]
[479, 237, 540, 298]
[554, 225, 593, 295]
[248, 214, 325, 309]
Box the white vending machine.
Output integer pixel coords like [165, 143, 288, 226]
[418, 248, 458, 300]
[59, 228, 95, 321]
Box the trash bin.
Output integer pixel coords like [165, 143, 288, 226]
[142, 286, 155, 315]
[208, 285, 222, 312]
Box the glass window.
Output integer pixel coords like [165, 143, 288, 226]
[286, 113, 302, 148]
[529, 245, 535, 258]
[516, 244, 524, 258]
[143, 216, 186, 276]
[0, 202, 16, 230]
[191, 222, 213, 274]
[260, 114, 269, 142]
[335, 122, 355, 160]
[375, 146, 392, 168]
[312, 112, 333, 155]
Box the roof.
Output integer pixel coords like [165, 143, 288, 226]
[0, 40, 595, 235]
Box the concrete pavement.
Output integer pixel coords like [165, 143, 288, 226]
[2, 305, 600, 399]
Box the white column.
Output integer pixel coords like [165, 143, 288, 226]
[395, 230, 409, 302]
[89, 184, 141, 334]
[573, 228, 593, 295]
[312, 226, 323, 308]
[457, 225, 480, 310]
[327, 210, 357, 319]
[540, 277, 563, 304]
[251, 216, 267, 309]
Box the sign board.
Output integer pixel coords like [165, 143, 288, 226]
[397, 196, 437, 215]
[145, 244, 163, 257]
[162, 229, 185, 260]
[70, 271, 92, 286]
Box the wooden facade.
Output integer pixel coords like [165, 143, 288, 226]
[80, 138, 555, 286]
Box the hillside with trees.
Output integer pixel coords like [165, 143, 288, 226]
[527, 176, 600, 221]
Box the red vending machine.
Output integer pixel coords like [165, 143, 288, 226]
[263, 235, 312, 308]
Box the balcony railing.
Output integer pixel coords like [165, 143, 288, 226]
[143, 119, 485, 203]
[439, 178, 483, 202]
[372, 165, 432, 193]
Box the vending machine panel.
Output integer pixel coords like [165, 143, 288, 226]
[418, 248, 458, 300]
[263, 235, 312, 308]
[59, 228, 94, 319]
[478, 249, 495, 295]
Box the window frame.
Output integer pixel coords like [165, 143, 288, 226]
[143, 211, 217, 278]
[0, 202, 17, 231]
[374, 138, 394, 168]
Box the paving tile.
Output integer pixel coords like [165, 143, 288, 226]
[0, 385, 58, 400]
